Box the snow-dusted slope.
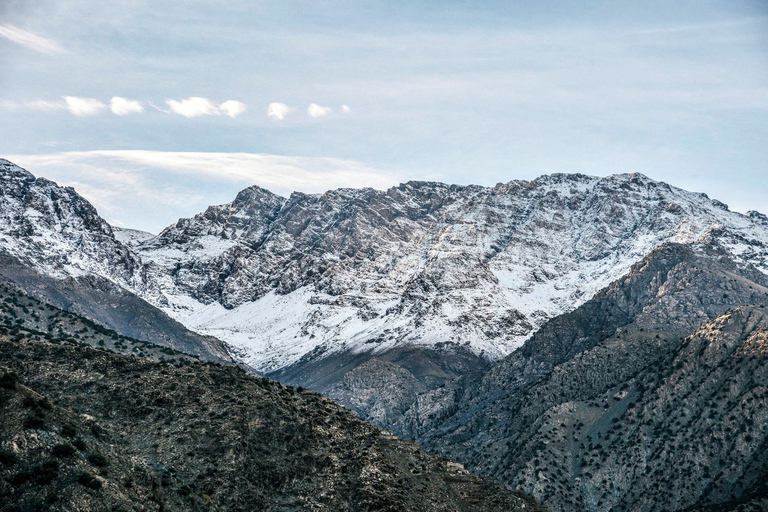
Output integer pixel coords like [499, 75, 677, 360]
[134, 172, 768, 372]
[0, 159, 238, 363]
[113, 227, 155, 248]
[0, 159, 144, 290]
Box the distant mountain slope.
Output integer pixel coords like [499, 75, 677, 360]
[406, 243, 768, 511]
[112, 226, 155, 247]
[133, 172, 768, 373]
[0, 337, 541, 512]
[0, 160, 235, 364]
[0, 276, 200, 365]
[0, 159, 141, 290]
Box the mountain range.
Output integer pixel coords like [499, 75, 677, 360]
[1, 157, 766, 511]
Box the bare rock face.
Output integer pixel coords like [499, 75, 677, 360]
[0, 337, 542, 512]
[0, 159, 141, 288]
[0, 160, 234, 364]
[133, 172, 768, 373]
[409, 243, 768, 511]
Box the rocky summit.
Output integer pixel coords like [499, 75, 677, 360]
[131, 172, 768, 375]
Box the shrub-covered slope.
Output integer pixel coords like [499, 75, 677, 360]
[0, 337, 542, 512]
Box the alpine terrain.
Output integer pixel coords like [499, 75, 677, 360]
[1, 157, 767, 511]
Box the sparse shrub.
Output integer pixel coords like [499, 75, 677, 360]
[0, 448, 18, 467]
[10, 460, 60, 486]
[76, 471, 102, 490]
[23, 412, 46, 429]
[87, 452, 108, 467]
[52, 443, 77, 458]
[61, 423, 78, 438]
[72, 437, 87, 451]
[0, 371, 18, 389]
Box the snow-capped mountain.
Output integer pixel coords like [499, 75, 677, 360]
[0, 159, 234, 363]
[4, 156, 767, 373]
[132, 172, 768, 372]
[0, 159, 143, 290]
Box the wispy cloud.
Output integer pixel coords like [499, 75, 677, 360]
[64, 96, 107, 116]
[308, 103, 332, 117]
[5, 97, 108, 115]
[110, 97, 144, 115]
[341, 105, 351, 113]
[0, 24, 65, 55]
[166, 97, 246, 118]
[26, 100, 65, 111]
[267, 102, 292, 120]
[4, 151, 404, 232]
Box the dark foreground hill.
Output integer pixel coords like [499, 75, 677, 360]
[0, 337, 542, 512]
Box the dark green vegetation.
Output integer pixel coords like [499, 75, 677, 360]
[0, 337, 542, 511]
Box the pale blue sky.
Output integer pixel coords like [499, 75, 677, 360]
[1, 1, 767, 232]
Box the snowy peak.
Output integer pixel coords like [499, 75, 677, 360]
[0, 160, 141, 285]
[149, 185, 285, 247]
[1, 158, 35, 184]
[3, 157, 766, 373]
[131, 171, 768, 372]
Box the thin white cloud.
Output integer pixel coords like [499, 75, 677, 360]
[308, 103, 332, 117]
[166, 97, 220, 117]
[110, 97, 144, 115]
[219, 100, 247, 118]
[166, 97, 247, 118]
[5, 151, 404, 233]
[267, 102, 293, 120]
[64, 96, 106, 116]
[0, 24, 65, 55]
[26, 100, 65, 111]
[341, 105, 351, 113]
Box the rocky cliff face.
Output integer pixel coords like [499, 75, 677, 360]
[134, 172, 768, 373]
[406, 243, 768, 511]
[0, 336, 541, 512]
[0, 159, 142, 288]
[0, 160, 235, 364]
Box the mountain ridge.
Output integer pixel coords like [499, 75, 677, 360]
[131, 169, 768, 372]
